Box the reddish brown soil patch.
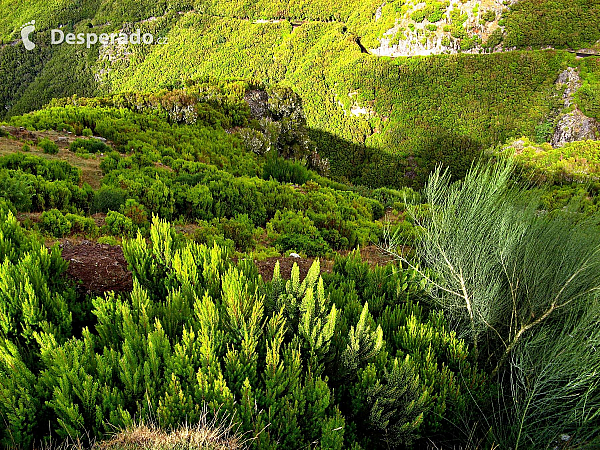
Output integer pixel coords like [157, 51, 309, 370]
[16, 212, 42, 223]
[340, 245, 398, 268]
[60, 240, 132, 294]
[251, 256, 334, 282]
[91, 213, 107, 227]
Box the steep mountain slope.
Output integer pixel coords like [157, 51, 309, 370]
[1, 0, 599, 189]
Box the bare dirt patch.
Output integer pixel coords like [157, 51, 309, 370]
[60, 240, 133, 294]
[340, 245, 397, 268]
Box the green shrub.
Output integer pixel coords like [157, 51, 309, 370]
[65, 213, 97, 235]
[411, 9, 427, 23]
[69, 138, 110, 154]
[121, 198, 148, 226]
[39, 138, 59, 155]
[40, 209, 71, 237]
[480, 10, 496, 22]
[219, 214, 256, 251]
[534, 121, 554, 143]
[82, 127, 93, 137]
[97, 235, 119, 245]
[267, 209, 331, 255]
[105, 210, 136, 236]
[275, 232, 330, 256]
[0, 170, 34, 212]
[263, 156, 312, 184]
[21, 144, 30, 152]
[0, 198, 16, 215]
[93, 185, 127, 213]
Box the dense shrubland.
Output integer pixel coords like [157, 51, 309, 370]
[2, 1, 599, 189]
[1, 85, 409, 256]
[502, 0, 600, 50]
[2, 158, 600, 448]
[0, 2, 599, 447]
[0, 212, 489, 448]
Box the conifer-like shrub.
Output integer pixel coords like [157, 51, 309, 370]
[105, 210, 137, 236]
[65, 213, 97, 235]
[262, 156, 312, 185]
[40, 208, 71, 237]
[70, 138, 110, 154]
[39, 137, 59, 155]
[0, 215, 485, 449]
[93, 185, 127, 213]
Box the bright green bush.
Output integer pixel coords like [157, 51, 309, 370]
[411, 9, 427, 23]
[38, 137, 59, 155]
[105, 210, 136, 236]
[40, 208, 71, 237]
[0, 153, 80, 183]
[267, 209, 331, 256]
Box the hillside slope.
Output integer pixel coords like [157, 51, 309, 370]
[1, 0, 599, 189]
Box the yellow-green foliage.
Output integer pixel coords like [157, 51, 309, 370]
[2, 3, 600, 188]
[497, 137, 600, 183]
[502, 0, 600, 50]
[0, 215, 487, 448]
[101, 13, 586, 187]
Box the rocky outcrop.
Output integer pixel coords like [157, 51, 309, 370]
[551, 68, 600, 147]
[551, 109, 600, 147]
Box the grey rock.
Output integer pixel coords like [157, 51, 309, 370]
[551, 108, 600, 148]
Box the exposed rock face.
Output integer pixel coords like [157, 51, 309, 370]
[551, 68, 600, 147]
[556, 67, 581, 108]
[244, 90, 270, 119]
[551, 109, 600, 147]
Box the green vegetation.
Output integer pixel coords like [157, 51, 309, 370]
[1, 1, 598, 190]
[0, 212, 488, 448]
[386, 161, 600, 447]
[39, 137, 58, 154]
[0, 2, 600, 448]
[502, 0, 600, 50]
[1, 84, 400, 256]
[495, 137, 600, 184]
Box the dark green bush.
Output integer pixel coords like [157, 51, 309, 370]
[219, 214, 256, 251]
[93, 185, 127, 213]
[65, 213, 97, 235]
[121, 198, 148, 226]
[262, 156, 312, 184]
[70, 138, 110, 154]
[274, 232, 331, 256]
